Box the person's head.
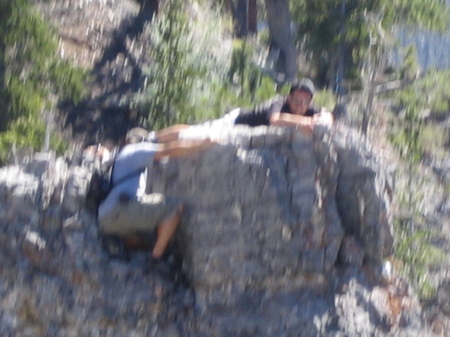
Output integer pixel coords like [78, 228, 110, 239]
[287, 78, 315, 115]
[125, 127, 150, 144]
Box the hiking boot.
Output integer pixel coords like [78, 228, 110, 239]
[101, 235, 129, 260]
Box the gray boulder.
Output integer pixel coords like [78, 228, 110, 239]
[0, 125, 435, 337]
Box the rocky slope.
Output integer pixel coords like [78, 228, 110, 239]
[14, 0, 450, 336]
[0, 123, 437, 336]
[36, 0, 154, 144]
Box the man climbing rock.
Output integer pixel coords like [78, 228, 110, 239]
[97, 128, 214, 259]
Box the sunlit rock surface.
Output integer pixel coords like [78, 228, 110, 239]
[0, 125, 436, 337]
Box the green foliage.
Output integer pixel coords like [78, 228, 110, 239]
[0, 0, 87, 164]
[0, 114, 67, 165]
[196, 36, 283, 119]
[313, 89, 336, 112]
[384, 0, 450, 32]
[388, 70, 450, 162]
[420, 124, 447, 159]
[290, 0, 450, 86]
[138, 1, 278, 129]
[137, 0, 338, 129]
[7, 77, 45, 120]
[394, 217, 445, 299]
[140, 0, 204, 129]
[421, 70, 450, 116]
[48, 60, 88, 104]
[400, 44, 420, 81]
[226, 39, 277, 103]
[389, 105, 424, 164]
[387, 68, 450, 300]
[228, 40, 261, 98]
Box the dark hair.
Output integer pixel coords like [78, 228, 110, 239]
[290, 78, 315, 97]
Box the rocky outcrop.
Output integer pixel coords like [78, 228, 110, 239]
[0, 125, 437, 336]
[146, 124, 393, 293]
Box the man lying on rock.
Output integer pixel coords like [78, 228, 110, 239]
[97, 128, 214, 260]
[148, 78, 334, 142]
[229, 77, 334, 133]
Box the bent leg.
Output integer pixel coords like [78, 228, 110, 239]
[100, 194, 182, 257]
[152, 204, 184, 258]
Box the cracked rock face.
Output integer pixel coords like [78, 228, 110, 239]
[0, 125, 432, 337]
[6, 0, 447, 334]
[153, 126, 346, 291]
[153, 124, 393, 292]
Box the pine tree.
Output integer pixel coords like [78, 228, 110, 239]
[0, 0, 87, 164]
[142, 0, 204, 129]
[291, 0, 450, 87]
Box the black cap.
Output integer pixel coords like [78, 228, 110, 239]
[290, 78, 315, 97]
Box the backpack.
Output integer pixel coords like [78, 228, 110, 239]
[86, 157, 116, 214]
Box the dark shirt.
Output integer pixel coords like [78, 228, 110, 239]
[234, 96, 319, 127]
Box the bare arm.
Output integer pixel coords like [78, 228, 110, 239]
[269, 110, 334, 134]
[269, 112, 314, 134]
[154, 124, 191, 143]
[153, 139, 214, 161]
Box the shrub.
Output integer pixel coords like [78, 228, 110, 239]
[394, 216, 445, 299]
[136, 1, 278, 129]
[0, 0, 86, 165]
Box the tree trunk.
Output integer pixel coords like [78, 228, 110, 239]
[127, 0, 159, 38]
[263, 0, 297, 84]
[236, 0, 248, 37]
[227, 0, 257, 37]
[362, 54, 377, 136]
[0, 42, 8, 132]
[361, 74, 375, 136]
[0, 1, 10, 131]
[248, 0, 257, 34]
[142, 0, 159, 16]
[143, 0, 159, 21]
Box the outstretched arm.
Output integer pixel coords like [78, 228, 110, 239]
[153, 138, 214, 161]
[269, 110, 334, 135]
[270, 112, 314, 134]
[153, 124, 191, 143]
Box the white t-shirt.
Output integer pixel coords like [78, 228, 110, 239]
[98, 142, 158, 221]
